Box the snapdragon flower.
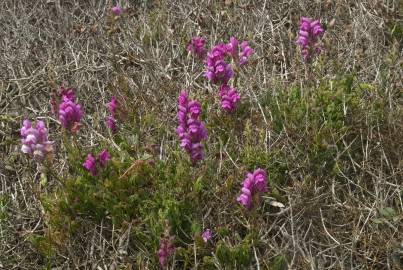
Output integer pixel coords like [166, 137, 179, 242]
[111, 5, 122, 16]
[176, 91, 208, 165]
[158, 237, 175, 267]
[107, 96, 118, 115]
[225, 37, 254, 66]
[202, 229, 212, 243]
[187, 37, 207, 59]
[59, 86, 76, 101]
[219, 84, 240, 112]
[205, 43, 233, 85]
[20, 120, 53, 161]
[83, 154, 97, 176]
[239, 41, 254, 66]
[83, 149, 111, 176]
[106, 116, 117, 134]
[98, 150, 110, 167]
[237, 169, 268, 210]
[296, 17, 325, 61]
[58, 90, 83, 133]
[106, 96, 118, 134]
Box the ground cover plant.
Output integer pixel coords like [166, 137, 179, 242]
[0, 0, 402, 269]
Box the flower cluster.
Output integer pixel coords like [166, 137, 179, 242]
[187, 37, 207, 59]
[237, 168, 268, 210]
[205, 43, 233, 85]
[225, 37, 254, 66]
[176, 91, 208, 165]
[106, 96, 118, 133]
[219, 84, 240, 112]
[202, 229, 212, 243]
[58, 88, 83, 133]
[158, 236, 175, 267]
[296, 17, 325, 61]
[202, 37, 254, 112]
[239, 41, 254, 66]
[20, 120, 53, 161]
[83, 149, 111, 176]
[111, 5, 122, 16]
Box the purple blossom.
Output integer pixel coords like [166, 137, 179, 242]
[226, 37, 239, 60]
[20, 120, 53, 161]
[107, 96, 118, 116]
[111, 5, 122, 15]
[98, 150, 110, 167]
[83, 149, 111, 176]
[59, 86, 76, 101]
[106, 97, 118, 134]
[202, 229, 212, 243]
[176, 91, 208, 165]
[296, 17, 325, 61]
[237, 169, 268, 210]
[225, 37, 254, 66]
[83, 154, 97, 176]
[205, 43, 233, 85]
[106, 116, 117, 133]
[59, 94, 83, 133]
[219, 84, 240, 112]
[187, 37, 207, 59]
[158, 237, 175, 267]
[239, 41, 254, 66]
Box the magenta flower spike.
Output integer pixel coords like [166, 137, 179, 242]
[219, 84, 240, 112]
[237, 168, 268, 210]
[296, 17, 324, 61]
[83, 154, 97, 176]
[111, 5, 122, 16]
[59, 86, 76, 101]
[202, 229, 212, 243]
[176, 91, 208, 165]
[106, 116, 117, 134]
[106, 96, 118, 134]
[205, 43, 233, 85]
[20, 120, 53, 161]
[98, 149, 110, 167]
[239, 41, 254, 66]
[187, 37, 207, 59]
[58, 90, 83, 133]
[107, 96, 118, 116]
[158, 237, 175, 267]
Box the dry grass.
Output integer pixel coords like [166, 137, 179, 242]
[0, 0, 402, 269]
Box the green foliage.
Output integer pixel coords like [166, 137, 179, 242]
[271, 255, 288, 270]
[214, 238, 252, 268]
[36, 73, 392, 268]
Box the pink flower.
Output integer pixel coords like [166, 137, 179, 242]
[158, 237, 175, 267]
[202, 229, 212, 243]
[176, 91, 208, 165]
[107, 96, 118, 116]
[98, 150, 110, 167]
[239, 41, 254, 66]
[237, 168, 268, 210]
[187, 37, 207, 59]
[106, 97, 118, 134]
[83, 154, 97, 176]
[219, 84, 240, 112]
[106, 116, 117, 133]
[59, 86, 76, 101]
[205, 43, 233, 85]
[83, 149, 111, 176]
[296, 17, 324, 61]
[20, 120, 53, 161]
[58, 94, 83, 133]
[111, 5, 122, 16]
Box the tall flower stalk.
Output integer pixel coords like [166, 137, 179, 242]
[176, 91, 208, 165]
